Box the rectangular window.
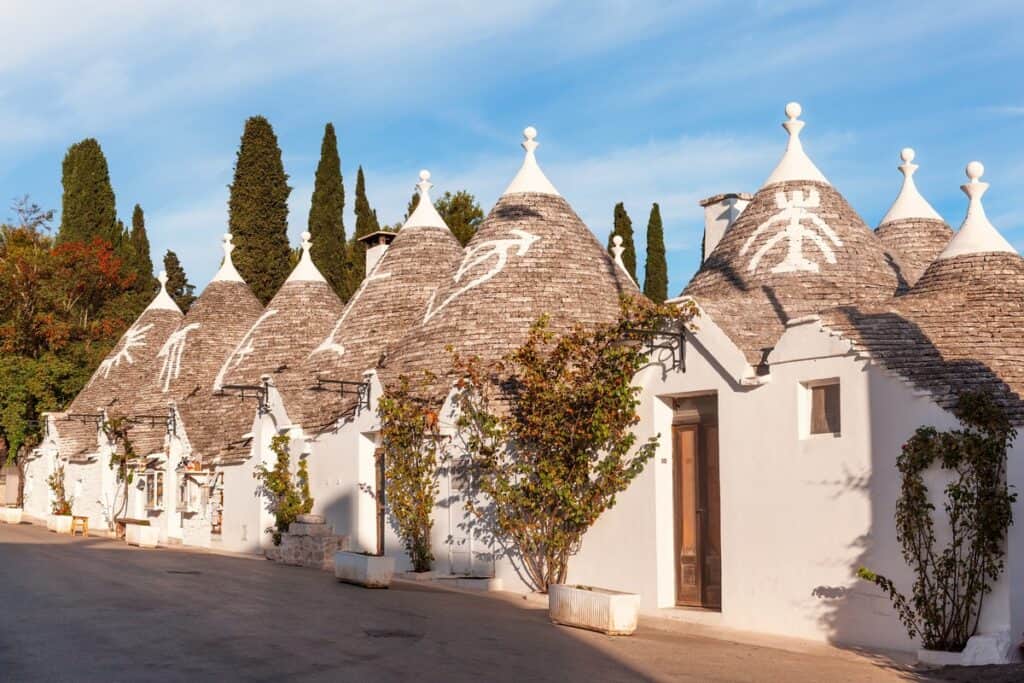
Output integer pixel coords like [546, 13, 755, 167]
[146, 472, 164, 510]
[809, 382, 841, 436]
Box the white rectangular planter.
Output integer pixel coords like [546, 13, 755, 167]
[334, 551, 394, 588]
[0, 507, 22, 524]
[548, 584, 639, 635]
[918, 631, 1014, 667]
[125, 522, 159, 548]
[48, 514, 72, 534]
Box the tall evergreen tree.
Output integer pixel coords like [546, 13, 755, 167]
[128, 204, 155, 292]
[607, 202, 637, 281]
[642, 203, 668, 303]
[227, 116, 292, 304]
[57, 138, 119, 247]
[345, 166, 380, 291]
[307, 123, 347, 299]
[163, 250, 196, 312]
[436, 191, 484, 246]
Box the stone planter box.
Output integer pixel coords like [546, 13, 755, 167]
[0, 507, 22, 524]
[334, 551, 394, 588]
[548, 584, 639, 635]
[125, 521, 158, 548]
[48, 514, 73, 534]
[918, 631, 1012, 667]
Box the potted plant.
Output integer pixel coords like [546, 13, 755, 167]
[46, 464, 73, 534]
[334, 550, 395, 588]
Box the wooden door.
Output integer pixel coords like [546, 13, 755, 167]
[674, 423, 721, 609]
[375, 449, 386, 556]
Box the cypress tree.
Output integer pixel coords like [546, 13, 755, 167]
[128, 204, 155, 292]
[607, 202, 637, 281]
[346, 166, 380, 290]
[642, 203, 668, 303]
[163, 250, 196, 312]
[307, 123, 347, 299]
[57, 138, 119, 246]
[227, 116, 293, 305]
[436, 190, 484, 246]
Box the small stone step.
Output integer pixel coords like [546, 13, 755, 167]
[287, 522, 334, 537]
[295, 514, 324, 525]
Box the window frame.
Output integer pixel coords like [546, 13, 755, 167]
[800, 378, 841, 439]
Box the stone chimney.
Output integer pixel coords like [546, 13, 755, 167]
[699, 192, 752, 263]
[358, 231, 398, 274]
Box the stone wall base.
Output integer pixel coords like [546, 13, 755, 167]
[266, 518, 349, 572]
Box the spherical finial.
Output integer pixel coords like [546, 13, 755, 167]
[966, 161, 984, 182]
[900, 148, 915, 163]
[785, 102, 802, 120]
[223, 232, 231, 242]
[419, 169, 430, 182]
[301, 231, 312, 242]
[158, 270, 168, 286]
[612, 235, 623, 247]
[524, 126, 538, 141]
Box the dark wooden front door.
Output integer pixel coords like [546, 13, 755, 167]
[674, 423, 721, 609]
[375, 449, 386, 556]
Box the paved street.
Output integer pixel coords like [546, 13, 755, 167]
[0, 522, 935, 682]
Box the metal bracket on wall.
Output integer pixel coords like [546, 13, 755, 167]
[216, 384, 270, 415]
[313, 377, 371, 414]
[625, 327, 687, 372]
[62, 413, 105, 425]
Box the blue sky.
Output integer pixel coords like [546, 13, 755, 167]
[1, 1, 1023, 293]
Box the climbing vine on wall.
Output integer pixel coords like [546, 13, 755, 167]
[377, 375, 442, 572]
[858, 391, 1017, 652]
[255, 433, 313, 545]
[102, 416, 137, 524]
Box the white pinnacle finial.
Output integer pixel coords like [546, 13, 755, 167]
[879, 147, 943, 225]
[212, 232, 244, 283]
[404, 169, 448, 230]
[286, 230, 328, 283]
[609, 234, 637, 286]
[763, 101, 830, 187]
[938, 161, 1017, 260]
[146, 269, 183, 313]
[503, 125, 560, 196]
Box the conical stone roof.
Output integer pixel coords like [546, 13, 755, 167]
[383, 128, 636, 401]
[684, 104, 898, 363]
[874, 148, 952, 288]
[822, 162, 1024, 423]
[132, 234, 265, 465]
[60, 273, 183, 460]
[217, 232, 344, 433]
[301, 171, 464, 429]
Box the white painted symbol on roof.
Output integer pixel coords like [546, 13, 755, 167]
[312, 263, 392, 358]
[740, 188, 842, 274]
[157, 323, 201, 393]
[90, 322, 154, 384]
[214, 309, 279, 391]
[423, 229, 540, 323]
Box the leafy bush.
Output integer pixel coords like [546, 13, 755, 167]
[255, 434, 313, 545]
[452, 297, 694, 592]
[858, 391, 1016, 652]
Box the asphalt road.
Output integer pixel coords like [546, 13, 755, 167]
[0, 521, 936, 682]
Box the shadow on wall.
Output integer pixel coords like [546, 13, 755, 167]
[813, 308, 1018, 651]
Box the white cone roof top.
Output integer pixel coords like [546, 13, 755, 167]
[503, 126, 560, 196]
[286, 231, 328, 283]
[145, 270, 183, 313]
[938, 161, 1017, 260]
[404, 170, 449, 229]
[879, 148, 943, 225]
[762, 102, 830, 188]
[211, 233, 245, 282]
